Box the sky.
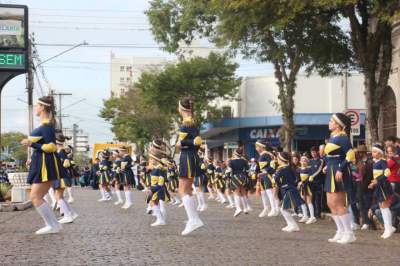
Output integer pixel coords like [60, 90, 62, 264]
[0, 0, 274, 146]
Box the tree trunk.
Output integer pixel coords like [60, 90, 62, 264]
[364, 72, 380, 144]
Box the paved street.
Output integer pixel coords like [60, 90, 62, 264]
[1, 188, 399, 266]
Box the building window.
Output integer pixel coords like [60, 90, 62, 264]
[126, 77, 131, 82]
[126, 66, 132, 71]
[120, 77, 124, 82]
[222, 106, 232, 118]
[120, 88, 125, 94]
[120, 66, 125, 72]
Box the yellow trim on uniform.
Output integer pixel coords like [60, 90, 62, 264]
[384, 168, 391, 177]
[182, 117, 195, 126]
[324, 143, 341, 155]
[373, 169, 384, 179]
[42, 143, 57, 153]
[29, 136, 42, 143]
[193, 136, 202, 146]
[60, 178, 66, 188]
[121, 161, 128, 169]
[53, 154, 60, 179]
[259, 161, 268, 169]
[187, 157, 191, 178]
[158, 176, 165, 186]
[345, 149, 356, 164]
[179, 132, 188, 141]
[330, 168, 335, 192]
[41, 153, 48, 182]
[41, 119, 50, 125]
[63, 159, 71, 168]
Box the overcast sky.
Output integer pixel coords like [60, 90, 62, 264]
[0, 0, 273, 145]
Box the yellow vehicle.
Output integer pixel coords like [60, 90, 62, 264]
[92, 143, 133, 162]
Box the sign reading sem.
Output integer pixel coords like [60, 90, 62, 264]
[0, 52, 24, 69]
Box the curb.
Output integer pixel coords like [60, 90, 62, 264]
[0, 201, 32, 212]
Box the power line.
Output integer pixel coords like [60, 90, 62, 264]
[31, 25, 150, 31]
[31, 20, 149, 26]
[30, 14, 144, 19]
[31, 8, 145, 13]
[35, 43, 215, 49]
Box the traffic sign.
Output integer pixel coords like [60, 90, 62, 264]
[345, 109, 360, 136]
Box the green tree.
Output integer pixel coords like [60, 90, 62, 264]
[100, 88, 172, 149]
[146, 0, 350, 151]
[1, 132, 28, 166]
[315, 0, 400, 143]
[136, 52, 241, 124]
[100, 52, 240, 147]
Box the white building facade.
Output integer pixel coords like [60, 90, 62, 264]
[110, 54, 169, 98]
[203, 74, 365, 160]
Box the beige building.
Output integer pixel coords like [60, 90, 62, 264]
[388, 21, 400, 138]
[110, 53, 169, 98]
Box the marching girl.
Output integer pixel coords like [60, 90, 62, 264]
[20, 96, 65, 235]
[224, 161, 236, 209]
[52, 133, 78, 224]
[147, 150, 167, 226]
[205, 157, 216, 200]
[298, 155, 317, 224]
[248, 158, 259, 196]
[139, 156, 154, 214]
[98, 150, 112, 202]
[64, 145, 75, 203]
[273, 152, 306, 232]
[119, 146, 135, 209]
[112, 150, 124, 205]
[229, 148, 250, 217]
[215, 160, 227, 204]
[176, 97, 204, 235]
[194, 150, 208, 212]
[255, 139, 279, 217]
[368, 144, 396, 239]
[166, 159, 181, 205]
[324, 113, 356, 244]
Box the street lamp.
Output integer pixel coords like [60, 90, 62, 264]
[35, 41, 89, 67]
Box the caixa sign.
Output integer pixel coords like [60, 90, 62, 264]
[249, 128, 279, 139]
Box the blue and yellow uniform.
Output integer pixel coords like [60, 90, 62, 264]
[248, 162, 259, 191]
[298, 166, 313, 198]
[229, 157, 249, 190]
[148, 166, 166, 203]
[372, 159, 393, 203]
[194, 158, 208, 192]
[121, 155, 135, 187]
[258, 151, 275, 190]
[112, 158, 122, 183]
[206, 162, 216, 186]
[53, 149, 72, 189]
[215, 166, 226, 190]
[178, 117, 202, 178]
[27, 119, 66, 184]
[273, 165, 304, 210]
[324, 131, 355, 193]
[166, 163, 179, 192]
[99, 159, 112, 185]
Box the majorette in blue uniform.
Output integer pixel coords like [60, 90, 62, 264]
[194, 153, 208, 193]
[324, 120, 355, 197]
[273, 152, 306, 232]
[27, 118, 66, 185]
[120, 148, 135, 187]
[111, 150, 124, 205]
[298, 155, 317, 224]
[178, 116, 202, 179]
[248, 158, 259, 193]
[147, 152, 167, 226]
[370, 143, 396, 239]
[309, 146, 324, 218]
[228, 148, 251, 217]
[325, 113, 356, 244]
[52, 133, 78, 224]
[97, 150, 112, 202]
[255, 139, 279, 217]
[205, 157, 216, 199]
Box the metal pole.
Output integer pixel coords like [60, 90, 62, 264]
[27, 38, 34, 160]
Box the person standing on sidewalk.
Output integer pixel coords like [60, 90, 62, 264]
[20, 96, 65, 235]
[309, 146, 324, 219]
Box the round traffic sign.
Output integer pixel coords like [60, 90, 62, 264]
[345, 110, 360, 126]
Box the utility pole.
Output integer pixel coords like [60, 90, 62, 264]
[26, 36, 34, 160]
[50, 91, 72, 131]
[72, 123, 78, 154]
